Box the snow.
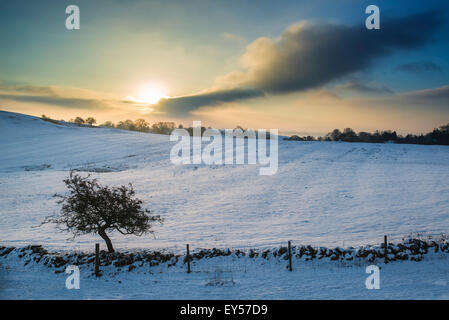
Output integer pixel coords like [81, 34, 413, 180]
[1, 247, 449, 299]
[1, 110, 449, 299]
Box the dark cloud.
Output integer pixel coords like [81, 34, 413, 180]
[153, 87, 264, 117]
[241, 11, 441, 94]
[395, 61, 443, 74]
[156, 11, 442, 116]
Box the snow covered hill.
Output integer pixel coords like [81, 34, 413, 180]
[2, 110, 449, 300]
[1, 110, 449, 252]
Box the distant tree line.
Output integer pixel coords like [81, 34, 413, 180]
[285, 122, 449, 146]
[100, 119, 178, 134]
[41, 115, 269, 138]
[42, 114, 97, 127]
[60, 116, 176, 134]
[71, 116, 97, 126]
[44, 114, 448, 145]
[101, 119, 214, 136]
[44, 114, 183, 135]
[41, 114, 61, 125]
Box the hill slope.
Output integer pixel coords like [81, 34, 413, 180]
[1, 110, 449, 251]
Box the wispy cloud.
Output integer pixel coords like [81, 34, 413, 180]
[398, 85, 449, 107]
[221, 32, 246, 45]
[395, 61, 443, 74]
[153, 87, 265, 117]
[0, 84, 136, 111]
[0, 94, 113, 110]
[347, 84, 449, 114]
[336, 81, 393, 95]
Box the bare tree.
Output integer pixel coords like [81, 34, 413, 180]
[100, 121, 115, 128]
[45, 172, 162, 253]
[74, 117, 85, 126]
[85, 117, 96, 126]
[134, 118, 150, 132]
[151, 122, 175, 134]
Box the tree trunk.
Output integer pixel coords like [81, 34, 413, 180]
[98, 228, 114, 253]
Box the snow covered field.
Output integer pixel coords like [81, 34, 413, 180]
[1, 110, 449, 251]
[1, 110, 449, 299]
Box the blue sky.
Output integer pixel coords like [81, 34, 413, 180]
[1, 0, 448, 134]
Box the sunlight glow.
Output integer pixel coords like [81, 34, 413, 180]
[138, 83, 168, 104]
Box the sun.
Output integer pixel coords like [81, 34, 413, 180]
[138, 83, 167, 104]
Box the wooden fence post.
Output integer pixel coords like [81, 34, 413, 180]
[288, 241, 293, 272]
[384, 235, 388, 264]
[95, 243, 100, 277]
[186, 244, 191, 273]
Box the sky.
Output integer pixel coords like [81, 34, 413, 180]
[1, 0, 449, 135]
